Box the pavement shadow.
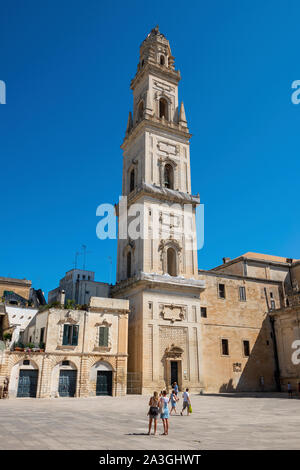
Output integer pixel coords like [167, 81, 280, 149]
[200, 392, 297, 399]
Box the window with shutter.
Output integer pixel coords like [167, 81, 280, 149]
[72, 325, 79, 346]
[63, 325, 70, 345]
[62, 324, 79, 346]
[99, 326, 109, 347]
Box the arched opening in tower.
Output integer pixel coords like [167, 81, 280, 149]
[127, 251, 132, 278]
[167, 247, 177, 276]
[159, 98, 168, 120]
[130, 169, 135, 192]
[164, 164, 174, 189]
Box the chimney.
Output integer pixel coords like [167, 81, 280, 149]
[223, 257, 231, 264]
[60, 290, 65, 306]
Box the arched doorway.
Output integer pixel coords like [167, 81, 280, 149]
[10, 359, 39, 398]
[91, 361, 113, 396]
[167, 247, 177, 276]
[51, 360, 77, 398]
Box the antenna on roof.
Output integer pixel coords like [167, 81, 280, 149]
[81, 245, 92, 270]
[74, 251, 80, 270]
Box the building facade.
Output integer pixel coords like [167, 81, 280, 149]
[1, 28, 298, 398]
[0, 297, 129, 398]
[48, 269, 110, 306]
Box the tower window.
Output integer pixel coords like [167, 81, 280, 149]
[130, 169, 135, 192]
[167, 247, 177, 276]
[127, 251, 132, 278]
[221, 339, 229, 356]
[160, 55, 165, 65]
[159, 98, 168, 120]
[218, 283, 226, 299]
[243, 340, 250, 357]
[201, 307, 207, 318]
[164, 164, 174, 189]
[239, 286, 246, 301]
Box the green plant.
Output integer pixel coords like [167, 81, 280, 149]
[39, 342, 45, 350]
[3, 332, 12, 341]
[65, 299, 75, 310]
[25, 343, 35, 349]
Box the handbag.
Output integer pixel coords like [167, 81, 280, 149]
[188, 404, 192, 413]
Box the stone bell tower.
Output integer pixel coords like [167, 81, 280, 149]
[116, 25, 199, 284]
[113, 27, 205, 394]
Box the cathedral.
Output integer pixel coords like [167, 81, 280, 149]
[111, 26, 298, 394]
[1, 27, 300, 399]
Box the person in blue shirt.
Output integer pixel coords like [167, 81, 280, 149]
[173, 382, 179, 396]
[169, 389, 178, 415]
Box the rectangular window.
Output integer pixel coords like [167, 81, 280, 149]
[270, 300, 275, 310]
[40, 327, 45, 344]
[99, 326, 109, 347]
[239, 286, 246, 301]
[201, 307, 207, 318]
[221, 339, 229, 356]
[62, 360, 69, 366]
[62, 324, 79, 346]
[243, 340, 250, 357]
[23, 360, 30, 365]
[218, 284, 226, 299]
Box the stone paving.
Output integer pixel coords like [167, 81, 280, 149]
[0, 393, 299, 450]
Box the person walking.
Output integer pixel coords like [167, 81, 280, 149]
[160, 390, 170, 435]
[288, 382, 293, 398]
[173, 382, 179, 396]
[147, 391, 159, 435]
[169, 389, 178, 415]
[180, 388, 191, 416]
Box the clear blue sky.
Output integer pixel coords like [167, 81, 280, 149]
[1, 0, 300, 297]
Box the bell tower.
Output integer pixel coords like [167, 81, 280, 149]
[116, 26, 199, 283]
[113, 27, 205, 395]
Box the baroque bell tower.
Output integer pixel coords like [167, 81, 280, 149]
[116, 25, 199, 283]
[113, 27, 205, 394]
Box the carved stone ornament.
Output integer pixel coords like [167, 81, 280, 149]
[95, 320, 112, 328]
[165, 344, 184, 358]
[160, 303, 186, 322]
[233, 363, 242, 372]
[57, 315, 78, 325]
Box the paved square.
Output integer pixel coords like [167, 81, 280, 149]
[0, 393, 299, 450]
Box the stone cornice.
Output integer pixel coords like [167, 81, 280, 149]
[211, 255, 295, 272]
[112, 272, 205, 296]
[123, 182, 200, 207]
[198, 269, 284, 285]
[122, 116, 191, 150]
[130, 62, 180, 90]
[0, 277, 31, 287]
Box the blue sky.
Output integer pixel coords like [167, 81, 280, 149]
[1, 0, 299, 297]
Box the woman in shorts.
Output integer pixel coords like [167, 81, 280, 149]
[147, 391, 159, 435]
